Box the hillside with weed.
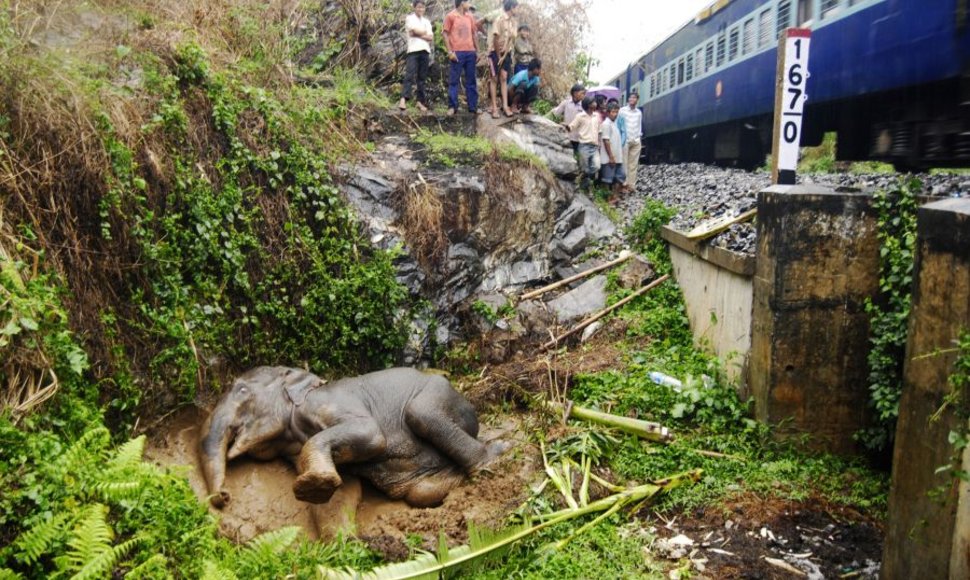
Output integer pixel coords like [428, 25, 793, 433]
[0, 1, 893, 578]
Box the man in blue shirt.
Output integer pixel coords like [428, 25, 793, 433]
[508, 58, 541, 114]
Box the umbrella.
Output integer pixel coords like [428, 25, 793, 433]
[585, 85, 622, 102]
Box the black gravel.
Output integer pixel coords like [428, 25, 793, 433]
[619, 163, 970, 255]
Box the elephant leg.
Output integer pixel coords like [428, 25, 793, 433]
[293, 419, 387, 504]
[404, 381, 508, 473]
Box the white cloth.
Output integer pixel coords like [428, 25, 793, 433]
[600, 117, 623, 164]
[618, 105, 642, 143]
[405, 13, 433, 54]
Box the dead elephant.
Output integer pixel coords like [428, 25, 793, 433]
[199, 366, 509, 508]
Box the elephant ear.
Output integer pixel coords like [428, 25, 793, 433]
[283, 369, 324, 407]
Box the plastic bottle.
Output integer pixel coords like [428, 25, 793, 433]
[648, 371, 683, 391]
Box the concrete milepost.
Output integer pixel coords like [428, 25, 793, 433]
[770, 28, 811, 186]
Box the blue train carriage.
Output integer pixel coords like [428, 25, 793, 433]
[609, 0, 970, 169]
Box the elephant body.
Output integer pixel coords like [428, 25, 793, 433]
[199, 366, 507, 509]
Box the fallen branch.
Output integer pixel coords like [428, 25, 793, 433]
[545, 400, 674, 443]
[319, 470, 703, 579]
[521, 251, 632, 302]
[540, 274, 671, 351]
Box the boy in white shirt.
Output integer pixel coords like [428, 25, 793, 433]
[599, 102, 626, 199]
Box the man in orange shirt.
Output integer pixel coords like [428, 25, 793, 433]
[443, 0, 482, 116]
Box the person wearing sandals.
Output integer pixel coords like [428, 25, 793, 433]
[487, 0, 518, 118]
[399, 0, 433, 112]
[443, 0, 482, 116]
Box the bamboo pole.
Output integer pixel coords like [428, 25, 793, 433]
[540, 274, 670, 351]
[544, 400, 674, 443]
[520, 250, 632, 302]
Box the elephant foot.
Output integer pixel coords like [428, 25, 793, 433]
[471, 439, 512, 474]
[293, 471, 343, 504]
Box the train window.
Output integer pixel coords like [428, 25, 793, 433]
[669, 63, 676, 87]
[686, 54, 694, 81]
[777, 0, 792, 39]
[728, 28, 739, 61]
[742, 18, 755, 54]
[705, 42, 714, 72]
[695, 48, 704, 75]
[797, 0, 812, 25]
[678, 60, 685, 85]
[759, 8, 773, 47]
[821, 0, 841, 18]
[716, 31, 726, 67]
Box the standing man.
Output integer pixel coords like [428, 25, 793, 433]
[617, 92, 642, 193]
[443, 0, 481, 116]
[512, 24, 534, 75]
[488, 0, 518, 118]
[399, 0, 434, 112]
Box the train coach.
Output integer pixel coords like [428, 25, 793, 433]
[608, 0, 970, 170]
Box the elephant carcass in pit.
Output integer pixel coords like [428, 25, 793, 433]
[198, 366, 509, 508]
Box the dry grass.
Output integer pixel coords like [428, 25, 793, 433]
[396, 174, 448, 275]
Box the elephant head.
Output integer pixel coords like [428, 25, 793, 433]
[198, 366, 320, 508]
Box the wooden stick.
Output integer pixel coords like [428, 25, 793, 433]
[684, 208, 757, 241]
[521, 251, 632, 301]
[544, 400, 674, 443]
[540, 274, 670, 351]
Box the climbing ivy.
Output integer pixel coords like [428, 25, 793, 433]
[935, 330, 970, 482]
[857, 178, 920, 452]
[91, 43, 410, 414]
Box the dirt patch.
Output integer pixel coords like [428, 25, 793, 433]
[144, 407, 538, 550]
[459, 317, 647, 409]
[644, 494, 883, 579]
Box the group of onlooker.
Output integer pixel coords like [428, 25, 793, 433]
[555, 85, 642, 197]
[398, 0, 642, 197]
[399, 0, 542, 117]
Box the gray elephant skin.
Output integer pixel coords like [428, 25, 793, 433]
[199, 366, 508, 509]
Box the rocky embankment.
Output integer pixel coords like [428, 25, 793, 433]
[339, 113, 620, 361]
[617, 163, 970, 255]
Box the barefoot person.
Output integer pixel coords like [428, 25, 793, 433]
[488, 0, 518, 118]
[443, 0, 482, 116]
[508, 58, 541, 114]
[399, 0, 434, 112]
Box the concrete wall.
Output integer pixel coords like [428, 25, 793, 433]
[662, 228, 755, 384]
[748, 185, 880, 454]
[882, 198, 970, 579]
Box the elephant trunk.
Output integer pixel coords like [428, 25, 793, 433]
[198, 404, 236, 508]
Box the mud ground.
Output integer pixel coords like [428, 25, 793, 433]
[144, 406, 537, 552]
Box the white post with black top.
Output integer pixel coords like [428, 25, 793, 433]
[770, 28, 811, 185]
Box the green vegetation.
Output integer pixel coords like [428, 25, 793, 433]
[428, 201, 888, 578]
[799, 132, 837, 173]
[413, 130, 546, 170]
[858, 178, 920, 452]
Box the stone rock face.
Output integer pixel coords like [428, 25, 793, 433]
[477, 115, 578, 179]
[548, 276, 608, 324]
[338, 126, 619, 362]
